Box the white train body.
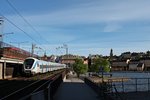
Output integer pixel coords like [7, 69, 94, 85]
[23, 57, 66, 75]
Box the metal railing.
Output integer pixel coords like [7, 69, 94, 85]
[20, 75, 63, 100]
[84, 78, 115, 100]
[108, 78, 150, 92]
[85, 77, 150, 100]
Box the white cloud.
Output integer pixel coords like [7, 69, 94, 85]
[3, 0, 150, 56]
[23, 0, 150, 26]
[103, 22, 122, 32]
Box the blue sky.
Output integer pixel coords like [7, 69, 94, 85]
[0, 0, 150, 56]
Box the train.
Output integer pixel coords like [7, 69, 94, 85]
[23, 57, 66, 75]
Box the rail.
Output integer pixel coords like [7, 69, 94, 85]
[1, 80, 46, 100]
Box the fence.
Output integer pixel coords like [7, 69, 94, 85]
[84, 78, 115, 100]
[108, 78, 150, 92]
[21, 74, 63, 100]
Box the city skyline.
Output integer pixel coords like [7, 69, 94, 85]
[0, 0, 150, 56]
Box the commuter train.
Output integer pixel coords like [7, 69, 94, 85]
[23, 57, 66, 75]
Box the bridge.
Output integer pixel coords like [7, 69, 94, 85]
[0, 42, 38, 79]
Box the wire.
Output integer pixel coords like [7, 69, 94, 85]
[6, 0, 51, 45]
[0, 12, 40, 45]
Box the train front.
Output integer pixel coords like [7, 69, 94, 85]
[23, 58, 35, 75]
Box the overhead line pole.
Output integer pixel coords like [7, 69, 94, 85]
[0, 17, 4, 48]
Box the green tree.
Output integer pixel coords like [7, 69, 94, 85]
[73, 58, 88, 78]
[91, 58, 110, 73]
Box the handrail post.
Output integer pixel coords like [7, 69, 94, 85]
[135, 78, 137, 92]
[122, 78, 124, 92]
[148, 78, 150, 91]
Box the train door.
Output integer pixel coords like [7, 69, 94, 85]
[37, 62, 40, 73]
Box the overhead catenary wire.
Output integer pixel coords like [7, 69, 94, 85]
[0, 13, 46, 55]
[0, 13, 41, 45]
[6, 0, 51, 45]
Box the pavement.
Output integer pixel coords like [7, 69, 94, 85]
[53, 74, 101, 100]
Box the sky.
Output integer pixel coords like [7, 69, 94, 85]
[0, 0, 150, 57]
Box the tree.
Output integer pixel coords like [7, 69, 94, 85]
[147, 51, 150, 57]
[73, 58, 88, 78]
[91, 57, 110, 73]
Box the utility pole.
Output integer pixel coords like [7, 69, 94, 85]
[56, 44, 68, 55]
[31, 44, 36, 56]
[62, 44, 69, 67]
[0, 17, 13, 48]
[63, 44, 68, 55]
[0, 17, 4, 48]
[56, 44, 69, 66]
[32, 44, 44, 57]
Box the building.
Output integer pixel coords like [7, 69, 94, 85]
[111, 60, 129, 71]
[137, 63, 144, 71]
[140, 57, 150, 71]
[120, 52, 131, 60]
[83, 57, 88, 65]
[61, 54, 83, 67]
[129, 60, 139, 71]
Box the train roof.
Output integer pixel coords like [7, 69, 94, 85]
[25, 57, 65, 66]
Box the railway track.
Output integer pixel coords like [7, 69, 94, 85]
[0, 69, 65, 100]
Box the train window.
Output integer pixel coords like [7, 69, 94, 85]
[24, 59, 34, 69]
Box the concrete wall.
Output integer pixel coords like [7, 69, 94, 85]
[0, 63, 3, 79]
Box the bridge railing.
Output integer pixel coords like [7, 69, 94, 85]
[108, 78, 150, 92]
[84, 78, 116, 100]
[20, 74, 63, 100]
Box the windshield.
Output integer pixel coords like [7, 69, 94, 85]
[24, 59, 35, 69]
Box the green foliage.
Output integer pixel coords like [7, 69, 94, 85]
[90, 57, 110, 72]
[73, 58, 88, 77]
